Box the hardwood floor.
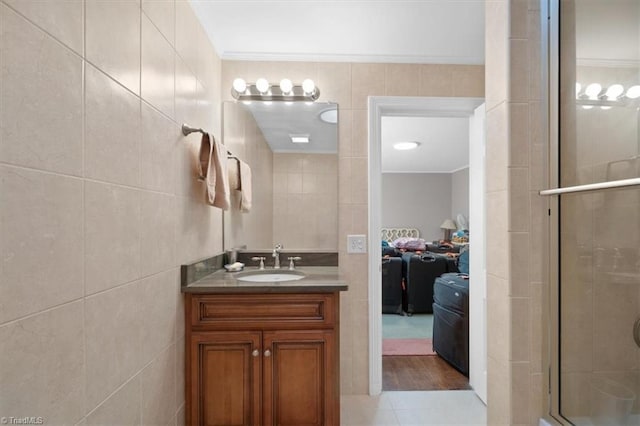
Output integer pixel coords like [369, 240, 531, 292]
[382, 355, 471, 391]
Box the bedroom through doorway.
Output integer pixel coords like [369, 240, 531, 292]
[368, 97, 487, 400]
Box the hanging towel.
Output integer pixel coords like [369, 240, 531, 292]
[238, 160, 252, 213]
[227, 157, 240, 191]
[197, 133, 211, 181]
[198, 133, 230, 210]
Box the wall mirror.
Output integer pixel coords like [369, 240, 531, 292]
[222, 100, 339, 251]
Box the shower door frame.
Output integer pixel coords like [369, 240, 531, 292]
[546, 0, 640, 423]
[546, 0, 562, 422]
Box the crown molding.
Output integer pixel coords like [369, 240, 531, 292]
[220, 51, 485, 65]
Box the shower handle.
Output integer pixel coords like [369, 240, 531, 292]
[634, 317, 640, 349]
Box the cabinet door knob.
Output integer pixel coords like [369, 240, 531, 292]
[252, 349, 260, 357]
[264, 349, 271, 357]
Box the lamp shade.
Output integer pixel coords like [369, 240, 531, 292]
[440, 219, 457, 230]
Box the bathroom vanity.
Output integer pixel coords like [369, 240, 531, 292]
[182, 265, 347, 426]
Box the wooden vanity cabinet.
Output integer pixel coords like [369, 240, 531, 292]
[185, 292, 340, 426]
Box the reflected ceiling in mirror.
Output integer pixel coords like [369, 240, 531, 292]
[243, 101, 338, 154]
[223, 101, 339, 252]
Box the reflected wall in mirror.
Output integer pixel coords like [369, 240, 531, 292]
[223, 101, 339, 251]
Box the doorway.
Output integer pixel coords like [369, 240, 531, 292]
[367, 96, 487, 402]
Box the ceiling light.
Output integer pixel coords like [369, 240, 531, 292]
[302, 79, 316, 95]
[626, 85, 640, 99]
[279, 78, 293, 94]
[232, 78, 247, 93]
[585, 83, 602, 99]
[319, 108, 338, 124]
[290, 134, 310, 143]
[256, 78, 270, 94]
[393, 141, 420, 151]
[605, 84, 624, 100]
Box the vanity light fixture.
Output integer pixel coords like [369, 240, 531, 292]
[231, 77, 320, 102]
[576, 82, 640, 109]
[290, 134, 310, 144]
[393, 141, 420, 151]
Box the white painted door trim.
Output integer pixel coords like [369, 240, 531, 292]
[367, 96, 485, 396]
[468, 103, 487, 403]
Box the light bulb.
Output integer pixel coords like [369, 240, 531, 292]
[256, 78, 270, 94]
[605, 84, 624, 100]
[585, 83, 602, 99]
[626, 85, 640, 99]
[302, 79, 315, 94]
[232, 78, 247, 93]
[279, 78, 293, 94]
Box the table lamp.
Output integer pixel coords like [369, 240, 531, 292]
[440, 219, 457, 241]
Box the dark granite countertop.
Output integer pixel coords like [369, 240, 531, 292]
[181, 266, 348, 294]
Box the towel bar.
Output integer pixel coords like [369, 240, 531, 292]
[539, 177, 640, 196]
[182, 123, 239, 161]
[181, 123, 204, 136]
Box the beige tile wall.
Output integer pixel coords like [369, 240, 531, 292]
[485, 0, 548, 424]
[273, 153, 338, 250]
[0, 0, 221, 423]
[222, 60, 484, 394]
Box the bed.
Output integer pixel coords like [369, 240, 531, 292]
[381, 227, 420, 243]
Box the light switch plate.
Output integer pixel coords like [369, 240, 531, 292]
[347, 235, 367, 254]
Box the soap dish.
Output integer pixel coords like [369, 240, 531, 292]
[224, 263, 245, 272]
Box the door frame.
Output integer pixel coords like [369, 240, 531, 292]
[367, 96, 485, 395]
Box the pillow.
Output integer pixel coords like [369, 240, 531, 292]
[392, 237, 427, 251]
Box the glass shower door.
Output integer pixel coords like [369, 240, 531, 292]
[550, 0, 640, 425]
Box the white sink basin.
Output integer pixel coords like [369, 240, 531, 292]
[235, 270, 306, 282]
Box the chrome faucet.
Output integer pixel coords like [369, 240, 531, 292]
[251, 256, 266, 270]
[288, 256, 302, 270]
[272, 244, 283, 269]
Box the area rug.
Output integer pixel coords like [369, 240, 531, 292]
[382, 338, 436, 356]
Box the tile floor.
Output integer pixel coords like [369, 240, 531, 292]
[382, 314, 434, 339]
[341, 390, 486, 425]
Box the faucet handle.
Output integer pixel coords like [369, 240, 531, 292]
[287, 256, 302, 270]
[251, 256, 266, 270]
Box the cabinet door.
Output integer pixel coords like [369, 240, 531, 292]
[262, 330, 337, 426]
[190, 331, 262, 426]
